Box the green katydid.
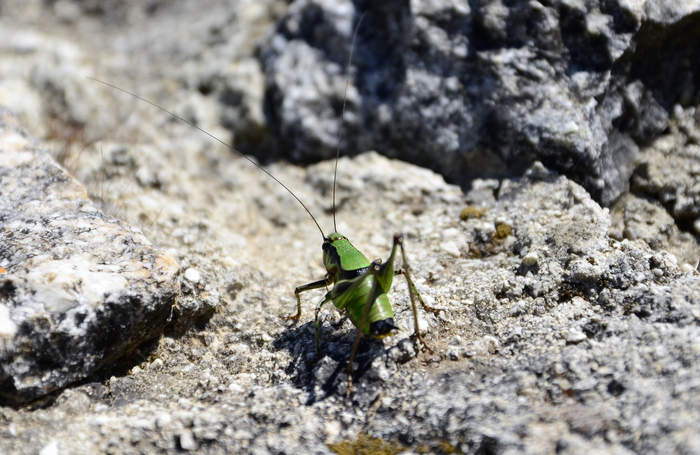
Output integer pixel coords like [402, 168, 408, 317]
[87, 17, 440, 390]
[288, 230, 440, 391]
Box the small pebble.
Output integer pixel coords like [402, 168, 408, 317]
[566, 329, 587, 344]
[440, 241, 461, 257]
[39, 440, 58, 455]
[179, 430, 197, 450]
[680, 263, 695, 273]
[184, 268, 201, 283]
[522, 251, 539, 267]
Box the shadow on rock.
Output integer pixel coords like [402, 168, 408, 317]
[274, 319, 416, 405]
[0, 336, 160, 410]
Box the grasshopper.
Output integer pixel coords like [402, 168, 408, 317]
[88, 19, 440, 391]
[288, 230, 440, 391]
[284, 16, 440, 390]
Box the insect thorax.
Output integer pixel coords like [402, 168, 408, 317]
[323, 232, 371, 276]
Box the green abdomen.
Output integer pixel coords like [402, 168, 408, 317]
[332, 275, 395, 337]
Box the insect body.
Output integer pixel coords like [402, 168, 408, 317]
[321, 233, 396, 339]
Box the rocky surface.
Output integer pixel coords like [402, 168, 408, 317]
[0, 110, 179, 403]
[0, 0, 699, 454]
[261, 0, 700, 207]
[631, 105, 700, 227]
[609, 193, 700, 266]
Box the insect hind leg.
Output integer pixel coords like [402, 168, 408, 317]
[393, 233, 440, 354]
[346, 259, 382, 394]
[394, 268, 440, 314]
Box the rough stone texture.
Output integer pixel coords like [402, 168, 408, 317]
[631, 105, 700, 225]
[0, 111, 179, 403]
[0, 0, 700, 454]
[260, 0, 700, 207]
[609, 193, 700, 266]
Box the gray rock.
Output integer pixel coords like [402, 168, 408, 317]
[260, 0, 700, 206]
[0, 110, 179, 403]
[0, 1, 699, 454]
[632, 106, 700, 222]
[609, 194, 700, 267]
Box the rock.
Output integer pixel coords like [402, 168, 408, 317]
[632, 106, 700, 222]
[260, 0, 700, 206]
[0, 1, 699, 454]
[609, 194, 700, 267]
[0, 110, 179, 403]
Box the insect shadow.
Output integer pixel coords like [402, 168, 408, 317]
[273, 316, 397, 403]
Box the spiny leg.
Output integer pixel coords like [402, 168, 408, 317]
[285, 276, 332, 320]
[347, 260, 382, 394]
[394, 234, 438, 353]
[395, 268, 441, 314]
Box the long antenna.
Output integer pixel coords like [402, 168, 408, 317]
[86, 77, 326, 239]
[332, 12, 367, 234]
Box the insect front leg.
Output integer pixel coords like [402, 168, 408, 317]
[285, 276, 332, 320]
